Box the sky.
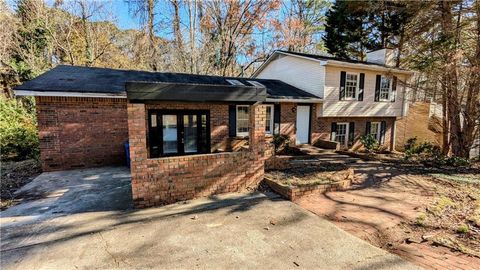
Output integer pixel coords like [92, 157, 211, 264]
[6, 0, 145, 30]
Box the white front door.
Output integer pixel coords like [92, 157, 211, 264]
[296, 105, 310, 144]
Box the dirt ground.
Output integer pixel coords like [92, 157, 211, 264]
[0, 159, 41, 210]
[297, 159, 480, 270]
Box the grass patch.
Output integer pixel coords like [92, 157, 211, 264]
[430, 173, 480, 184]
[428, 196, 455, 216]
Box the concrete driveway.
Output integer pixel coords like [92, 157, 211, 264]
[0, 167, 419, 270]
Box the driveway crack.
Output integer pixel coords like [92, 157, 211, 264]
[97, 231, 130, 267]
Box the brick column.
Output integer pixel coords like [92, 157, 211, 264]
[246, 104, 266, 187]
[127, 102, 148, 206]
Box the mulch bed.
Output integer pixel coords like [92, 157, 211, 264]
[265, 163, 349, 187]
[1, 159, 41, 210]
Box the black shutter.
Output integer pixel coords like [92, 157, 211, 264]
[391, 76, 397, 102]
[358, 73, 365, 101]
[375, 75, 381, 102]
[380, 121, 386, 144]
[339, 71, 346, 100]
[273, 104, 281, 134]
[331, 122, 337, 141]
[365, 121, 371, 135]
[229, 105, 236, 137]
[348, 122, 355, 146]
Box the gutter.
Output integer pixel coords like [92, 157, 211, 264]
[266, 98, 323, 103]
[14, 90, 127, 98]
[14, 90, 321, 103]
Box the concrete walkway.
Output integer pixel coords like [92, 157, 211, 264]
[0, 166, 418, 270]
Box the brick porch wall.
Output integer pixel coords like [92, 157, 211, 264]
[312, 117, 396, 151]
[128, 102, 266, 208]
[35, 96, 128, 171]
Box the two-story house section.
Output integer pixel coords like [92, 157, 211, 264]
[253, 49, 413, 150]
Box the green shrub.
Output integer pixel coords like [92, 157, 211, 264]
[444, 156, 471, 167]
[456, 224, 469, 234]
[0, 97, 39, 160]
[402, 137, 470, 167]
[360, 134, 379, 152]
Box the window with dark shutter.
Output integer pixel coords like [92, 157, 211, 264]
[331, 122, 337, 141]
[374, 75, 381, 102]
[274, 104, 281, 134]
[391, 76, 397, 102]
[228, 105, 236, 137]
[380, 121, 387, 144]
[358, 73, 365, 101]
[365, 121, 371, 135]
[348, 122, 355, 146]
[339, 71, 346, 100]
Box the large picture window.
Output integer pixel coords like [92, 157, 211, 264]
[148, 110, 210, 158]
[345, 73, 358, 100]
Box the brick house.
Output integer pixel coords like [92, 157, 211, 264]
[14, 49, 412, 207]
[14, 65, 321, 207]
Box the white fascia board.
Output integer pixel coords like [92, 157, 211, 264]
[14, 90, 127, 98]
[265, 98, 323, 103]
[324, 60, 414, 75]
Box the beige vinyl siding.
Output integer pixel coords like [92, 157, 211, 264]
[322, 66, 407, 117]
[255, 55, 325, 98]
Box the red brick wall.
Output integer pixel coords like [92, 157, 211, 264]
[35, 97, 128, 171]
[128, 102, 266, 208]
[312, 117, 396, 150]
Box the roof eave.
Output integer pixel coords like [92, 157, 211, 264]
[265, 97, 323, 103]
[14, 90, 127, 98]
[320, 60, 413, 75]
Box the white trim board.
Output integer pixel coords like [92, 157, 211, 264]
[14, 90, 127, 98]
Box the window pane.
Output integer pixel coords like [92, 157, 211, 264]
[370, 122, 379, 140]
[163, 115, 177, 154]
[345, 74, 358, 99]
[184, 115, 197, 153]
[265, 106, 272, 133]
[200, 114, 208, 152]
[237, 106, 249, 135]
[380, 77, 390, 100]
[335, 123, 347, 146]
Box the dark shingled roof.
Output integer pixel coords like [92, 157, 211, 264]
[276, 50, 407, 70]
[15, 65, 320, 100]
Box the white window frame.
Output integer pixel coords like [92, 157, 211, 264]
[236, 105, 249, 137]
[264, 105, 274, 135]
[335, 122, 350, 147]
[369, 122, 381, 141]
[345, 72, 359, 100]
[379, 76, 392, 102]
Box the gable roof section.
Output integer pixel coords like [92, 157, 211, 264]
[14, 65, 320, 102]
[252, 50, 413, 77]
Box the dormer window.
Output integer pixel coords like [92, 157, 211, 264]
[345, 73, 359, 100]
